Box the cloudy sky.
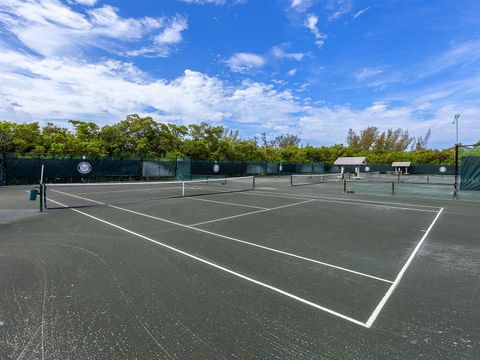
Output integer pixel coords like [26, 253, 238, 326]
[0, 0, 479, 148]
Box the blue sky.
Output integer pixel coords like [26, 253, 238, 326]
[0, 0, 479, 148]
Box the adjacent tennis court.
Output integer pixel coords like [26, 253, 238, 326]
[0, 176, 479, 359]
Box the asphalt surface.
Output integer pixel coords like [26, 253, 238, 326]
[0, 178, 478, 359]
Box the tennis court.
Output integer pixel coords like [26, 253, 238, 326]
[0, 176, 479, 359]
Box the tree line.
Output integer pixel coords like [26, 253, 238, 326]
[0, 115, 469, 165]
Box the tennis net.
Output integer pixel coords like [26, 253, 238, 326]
[346, 173, 453, 186]
[291, 173, 343, 186]
[360, 171, 381, 178]
[42, 176, 255, 210]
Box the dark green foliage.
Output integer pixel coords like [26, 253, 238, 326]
[0, 116, 465, 164]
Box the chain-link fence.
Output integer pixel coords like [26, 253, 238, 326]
[3, 151, 475, 191]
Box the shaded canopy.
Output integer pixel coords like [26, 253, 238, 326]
[334, 157, 367, 166]
[392, 161, 411, 167]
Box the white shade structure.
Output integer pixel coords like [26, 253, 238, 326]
[334, 157, 367, 177]
[392, 161, 411, 174]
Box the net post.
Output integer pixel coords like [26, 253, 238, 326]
[252, 176, 256, 190]
[343, 178, 346, 193]
[290, 175, 293, 187]
[454, 144, 459, 199]
[182, 181, 185, 197]
[39, 164, 45, 212]
[42, 184, 47, 210]
[39, 184, 43, 212]
[391, 182, 395, 196]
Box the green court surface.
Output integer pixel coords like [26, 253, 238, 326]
[0, 178, 479, 359]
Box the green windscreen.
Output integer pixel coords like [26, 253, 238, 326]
[4, 153, 141, 184]
[0, 156, 3, 185]
[176, 157, 191, 180]
[460, 156, 480, 190]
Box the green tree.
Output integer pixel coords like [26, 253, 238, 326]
[0, 121, 15, 152]
[11, 122, 42, 153]
[272, 134, 301, 148]
[0, 118, 459, 165]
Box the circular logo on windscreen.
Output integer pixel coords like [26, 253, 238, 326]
[213, 164, 220, 173]
[77, 161, 92, 174]
[279, 164, 283, 172]
[439, 166, 447, 173]
[365, 166, 370, 172]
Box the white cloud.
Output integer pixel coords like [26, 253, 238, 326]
[1, 46, 478, 147]
[154, 15, 188, 45]
[271, 45, 304, 61]
[353, 7, 370, 19]
[226, 52, 266, 73]
[326, 0, 354, 21]
[287, 68, 298, 76]
[417, 40, 480, 80]
[290, 0, 314, 12]
[305, 14, 328, 48]
[0, 48, 298, 130]
[355, 67, 383, 81]
[0, 98, 33, 122]
[0, 0, 187, 58]
[297, 102, 480, 147]
[70, 0, 97, 5]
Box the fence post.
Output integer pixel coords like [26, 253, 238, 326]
[454, 144, 459, 199]
[1, 152, 6, 185]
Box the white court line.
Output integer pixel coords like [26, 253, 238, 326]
[186, 196, 267, 210]
[188, 200, 314, 226]
[251, 189, 441, 211]
[50, 189, 105, 205]
[237, 190, 439, 213]
[111, 205, 392, 284]
[274, 188, 447, 208]
[251, 187, 442, 209]
[78, 187, 179, 195]
[46, 197, 368, 327]
[364, 207, 444, 328]
[49, 189, 393, 283]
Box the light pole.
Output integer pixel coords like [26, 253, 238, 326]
[452, 113, 460, 145]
